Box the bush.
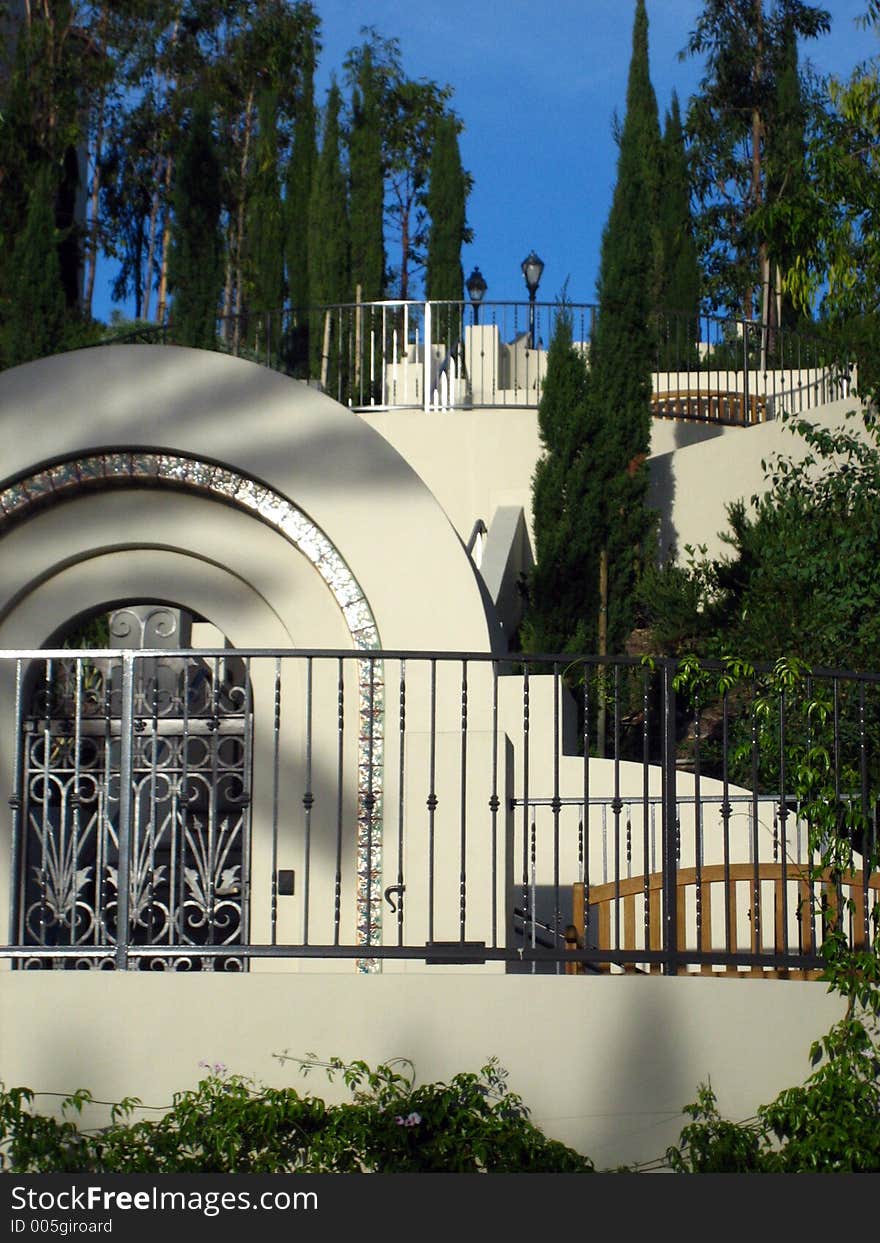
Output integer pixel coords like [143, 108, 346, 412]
[0, 1056, 594, 1175]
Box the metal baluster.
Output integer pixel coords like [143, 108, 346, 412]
[302, 656, 313, 946]
[427, 659, 437, 947]
[7, 660, 24, 950]
[459, 659, 468, 943]
[552, 662, 561, 970]
[114, 653, 136, 971]
[396, 660, 406, 947]
[270, 657, 281, 947]
[334, 658, 344, 946]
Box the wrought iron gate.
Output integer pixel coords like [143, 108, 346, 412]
[16, 646, 252, 970]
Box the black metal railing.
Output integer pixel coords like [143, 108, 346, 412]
[95, 301, 850, 418]
[1, 649, 876, 974]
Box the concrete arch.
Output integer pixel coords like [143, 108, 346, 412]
[0, 345, 500, 653]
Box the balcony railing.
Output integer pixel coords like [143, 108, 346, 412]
[103, 302, 851, 419]
[1, 648, 876, 975]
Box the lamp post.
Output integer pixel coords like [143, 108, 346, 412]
[466, 266, 487, 324]
[521, 250, 544, 349]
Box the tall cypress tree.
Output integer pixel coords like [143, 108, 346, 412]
[521, 306, 597, 655]
[1, 164, 67, 368]
[425, 114, 468, 303]
[167, 96, 223, 351]
[657, 92, 702, 365]
[246, 88, 286, 339]
[587, 0, 659, 655]
[348, 48, 385, 304]
[307, 81, 349, 386]
[285, 27, 318, 315]
[425, 112, 470, 355]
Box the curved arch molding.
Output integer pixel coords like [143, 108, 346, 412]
[0, 451, 384, 970]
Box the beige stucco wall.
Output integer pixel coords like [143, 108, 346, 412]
[0, 970, 845, 1170]
[650, 395, 867, 561]
[359, 406, 542, 550]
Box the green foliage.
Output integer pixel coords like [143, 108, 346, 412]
[347, 46, 385, 304]
[307, 80, 349, 381]
[784, 6, 880, 403]
[682, 0, 831, 320]
[664, 651, 880, 1174]
[246, 88, 286, 319]
[1, 165, 68, 368]
[587, 0, 658, 654]
[525, 3, 658, 660]
[667, 1011, 880, 1173]
[666, 1084, 764, 1172]
[425, 114, 470, 305]
[343, 29, 456, 300]
[656, 92, 701, 365]
[167, 95, 224, 350]
[0, 1057, 593, 1175]
[641, 410, 880, 670]
[521, 306, 595, 654]
[282, 21, 318, 375]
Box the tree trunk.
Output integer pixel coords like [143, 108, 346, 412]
[141, 154, 163, 322]
[399, 206, 410, 302]
[155, 153, 174, 324]
[232, 88, 256, 353]
[597, 547, 608, 758]
[83, 93, 106, 319]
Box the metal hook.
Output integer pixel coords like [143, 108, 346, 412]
[384, 884, 405, 914]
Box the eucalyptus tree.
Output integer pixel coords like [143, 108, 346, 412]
[784, 1, 880, 400]
[682, 0, 831, 325]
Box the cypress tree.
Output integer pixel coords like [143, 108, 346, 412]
[285, 30, 318, 315]
[657, 92, 701, 366]
[167, 96, 224, 351]
[521, 306, 598, 655]
[307, 81, 349, 387]
[1, 164, 67, 368]
[246, 88, 286, 346]
[347, 49, 385, 402]
[348, 48, 385, 304]
[425, 112, 470, 356]
[587, 0, 659, 655]
[426, 114, 467, 303]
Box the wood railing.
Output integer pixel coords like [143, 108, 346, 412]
[572, 864, 880, 978]
[650, 390, 767, 425]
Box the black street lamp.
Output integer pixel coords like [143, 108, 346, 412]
[521, 250, 544, 348]
[466, 266, 488, 324]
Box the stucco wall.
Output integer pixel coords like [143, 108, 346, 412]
[0, 971, 845, 1170]
[649, 395, 866, 561]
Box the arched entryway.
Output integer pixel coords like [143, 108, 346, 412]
[16, 604, 253, 970]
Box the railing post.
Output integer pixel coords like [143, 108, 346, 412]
[114, 651, 136, 971]
[661, 659, 679, 975]
[423, 300, 432, 413]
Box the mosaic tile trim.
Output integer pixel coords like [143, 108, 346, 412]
[0, 452, 384, 971]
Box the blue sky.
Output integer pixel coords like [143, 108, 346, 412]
[94, 0, 876, 321]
